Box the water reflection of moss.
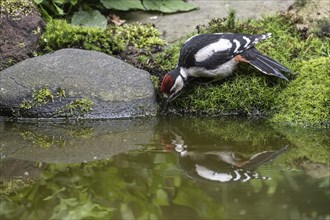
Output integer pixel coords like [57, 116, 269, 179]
[0, 177, 34, 195]
[67, 127, 94, 139]
[18, 125, 94, 148]
[20, 131, 66, 148]
[273, 125, 330, 164]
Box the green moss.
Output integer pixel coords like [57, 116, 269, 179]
[173, 71, 284, 115]
[42, 20, 124, 54]
[20, 86, 54, 110]
[63, 98, 93, 116]
[270, 57, 330, 127]
[33, 87, 54, 105]
[0, 177, 34, 195]
[150, 75, 160, 90]
[57, 87, 66, 100]
[21, 131, 66, 148]
[41, 20, 165, 55]
[19, 99, 33, 110]
[0, 0, 34, 20]
[117, 23, 165, 49]
[19, 87, 93, 118]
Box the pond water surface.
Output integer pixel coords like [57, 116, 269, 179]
[1, 117, 329, 220]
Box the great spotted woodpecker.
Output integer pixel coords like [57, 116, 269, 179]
[160, 33, 291, 106]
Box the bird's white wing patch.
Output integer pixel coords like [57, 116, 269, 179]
[233, 39, 241, 53]
[195, 164, 233, 182]
[195, 38, 232, 62]
[242, 36, 251, 48]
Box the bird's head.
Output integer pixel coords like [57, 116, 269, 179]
[160, 67, 186, 108]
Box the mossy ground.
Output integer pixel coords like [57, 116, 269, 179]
[41, 20, 165, 55]
[271, 57, 330, 127]
[144, 13, 329, 127]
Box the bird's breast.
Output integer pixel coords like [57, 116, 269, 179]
[184, 58, 238, 79]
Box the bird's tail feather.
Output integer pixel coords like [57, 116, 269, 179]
[241, 48, 291, 81]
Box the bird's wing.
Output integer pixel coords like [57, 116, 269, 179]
[179, 33, 272, 70]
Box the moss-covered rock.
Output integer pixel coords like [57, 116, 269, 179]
[0, 49, 157, 119]
[41, 19, 165, 55]
[270, 57, 330, 127]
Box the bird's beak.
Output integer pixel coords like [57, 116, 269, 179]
[161, 97, 170, 114]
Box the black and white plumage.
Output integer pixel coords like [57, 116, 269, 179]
[160, 33, 291, 105]
[174, 144, 288, 183]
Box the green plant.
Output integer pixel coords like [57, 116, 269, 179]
[41, 19, 165, 54]
[270, 57, 330, 127]
[20, 86, 54, 110]
[41, 19, 124, 54]
[117, 23, 165, 49]
[66, 98, 94, 114]
[33, 87, 54, 104]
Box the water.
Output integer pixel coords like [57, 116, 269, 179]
[1, 117, 329, 220]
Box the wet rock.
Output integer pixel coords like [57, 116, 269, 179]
[0, 48, 157, 119]
[0, 0, 46, 71]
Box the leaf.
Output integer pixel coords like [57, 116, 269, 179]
[71, 10, 107, 30]
[34, 0, 44, 4]
[53, 2, 64, 15]
[101, 0, 144, 11]
[70, 0, 78, 5]
[153, 189, 169, 206]
[101, 0, 197, 13]
[54, 0, 66, 4]
[143, 0, 198, 13]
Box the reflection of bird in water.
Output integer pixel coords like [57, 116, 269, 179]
[160, 131, 288, 183]
[176, 145, 288, 183]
